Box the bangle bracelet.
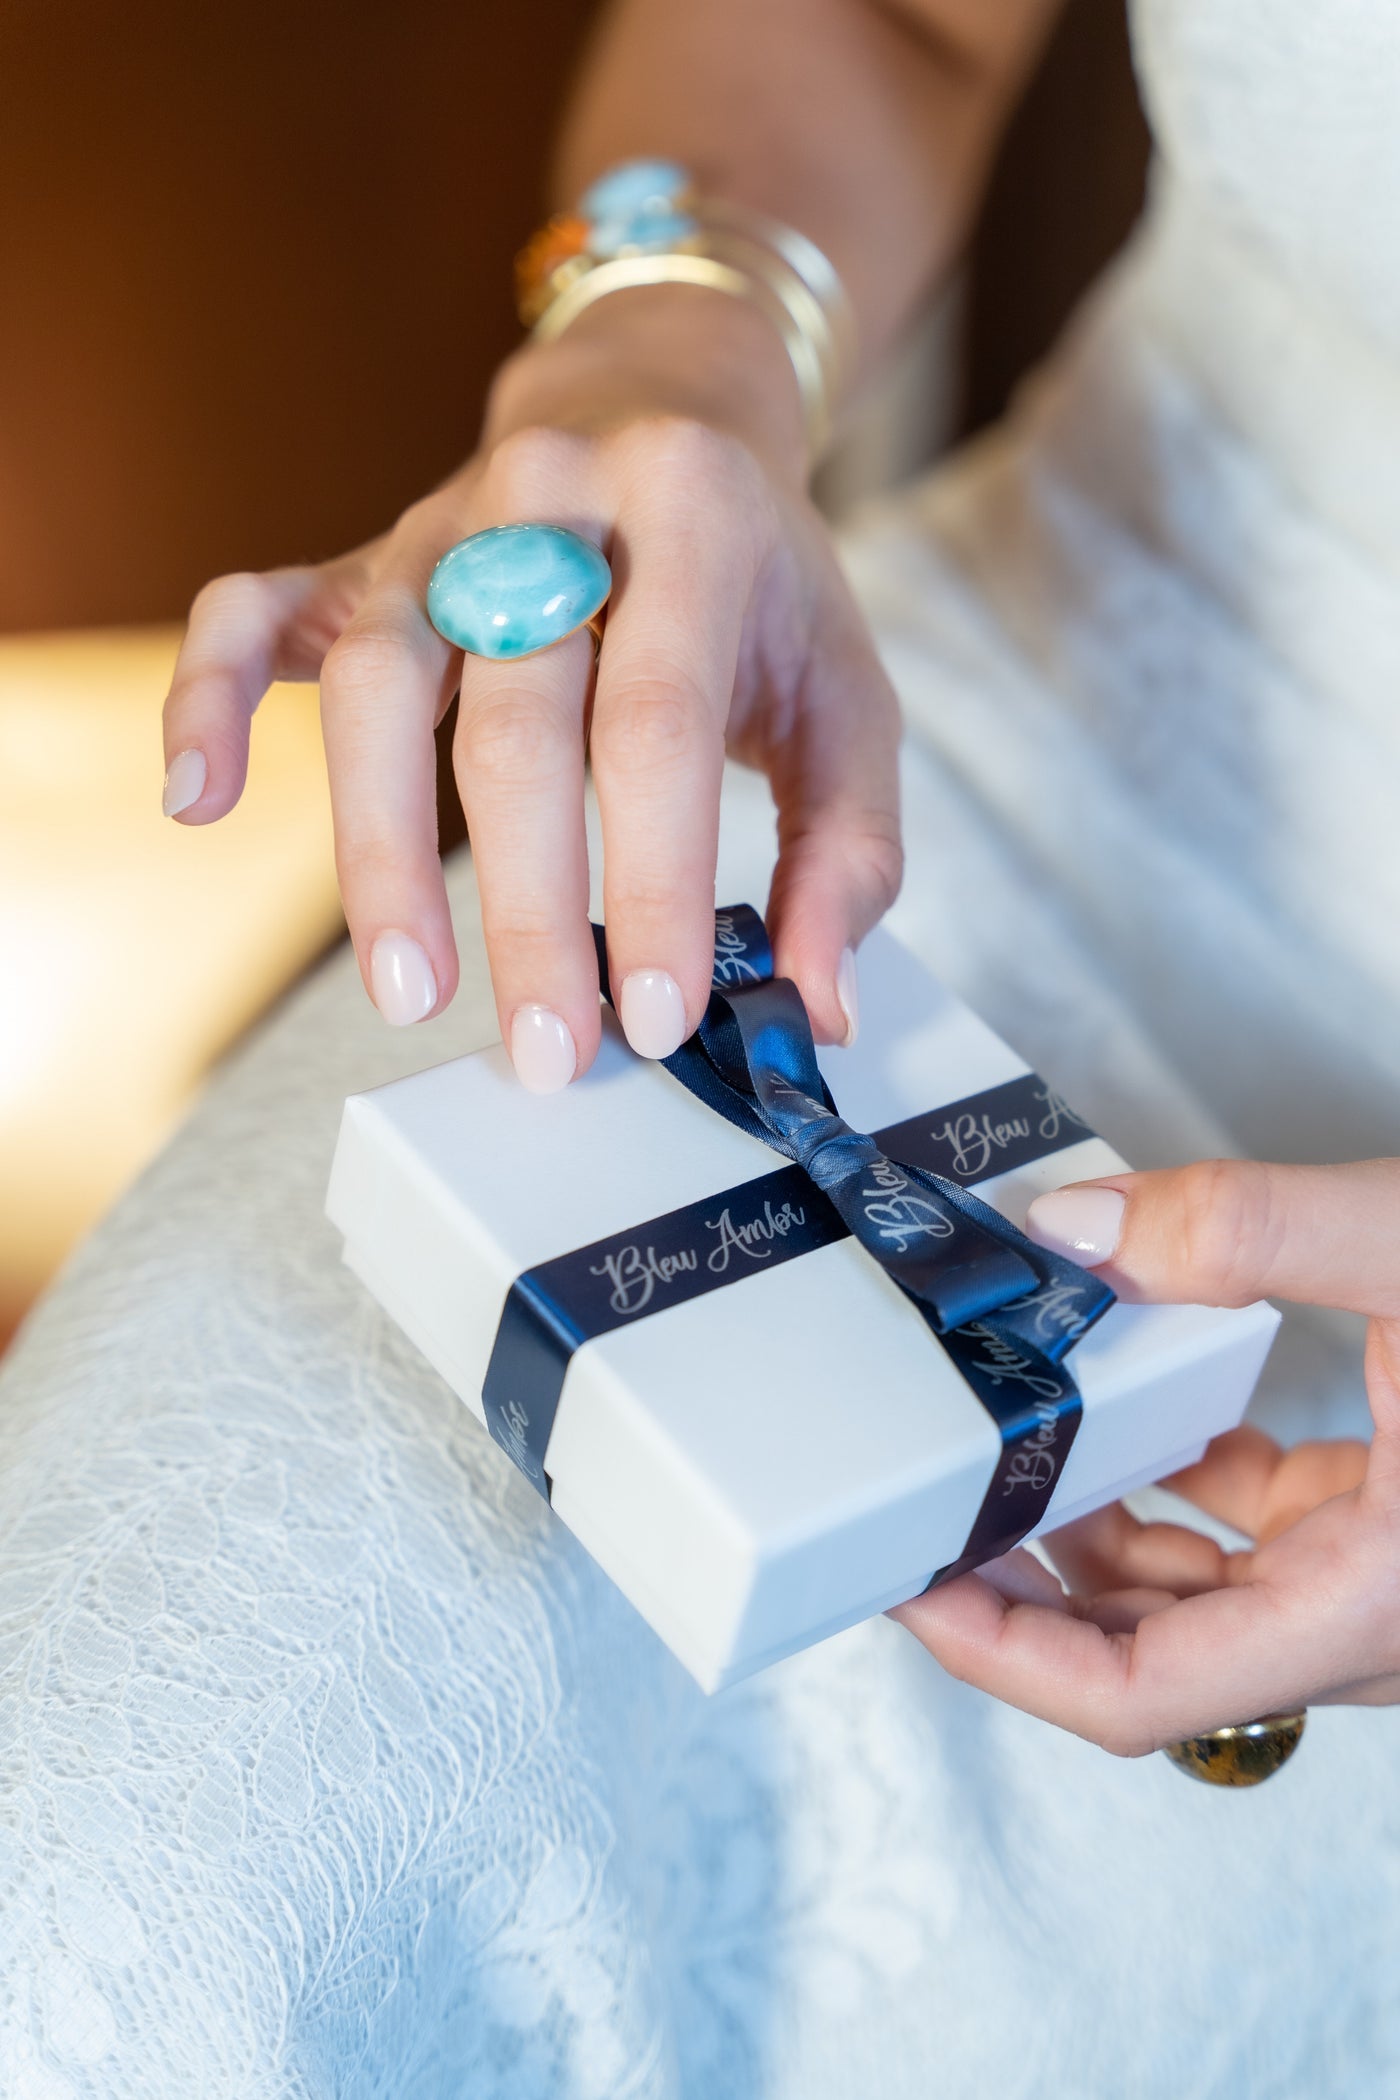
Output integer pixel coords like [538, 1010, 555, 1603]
[694, 197, 857, 397]
[698, 228, 847, 418]
[515, 160, 856, 463]
[530, 249, 834, 456]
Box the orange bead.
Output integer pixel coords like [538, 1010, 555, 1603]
[515, 215, 590, 327]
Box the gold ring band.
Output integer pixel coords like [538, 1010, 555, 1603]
[1162, 1709, 1307, 1787]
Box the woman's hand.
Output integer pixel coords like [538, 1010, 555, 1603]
[892, 1157, 1400, 1752]
[159, 286, 902, 1086]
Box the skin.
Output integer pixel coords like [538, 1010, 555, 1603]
[162, 1, 1396, 1740]
[160, 0, 1060, 1067]
[894, 1158, 1400, 1750]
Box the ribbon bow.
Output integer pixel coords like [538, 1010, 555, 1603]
[595, 905, 1116, 1576]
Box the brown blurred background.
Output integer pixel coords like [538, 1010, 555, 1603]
[0, 0, 1147, 631]
[0, 0, 1147, 1344]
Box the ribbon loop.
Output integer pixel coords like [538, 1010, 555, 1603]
[786, 1111, 870, 1185]
[593, 907, 1115, 1570]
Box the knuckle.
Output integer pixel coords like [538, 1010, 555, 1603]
[394, 492, 459, 548]
[930, 1646, 978, 1691]
[626, 413, 728, 475]
[780, 816, 904, 921]
[320, 627, 408, 702]
[189, 569, 273, 630]
[1175, 1157, 1280, 1304]
[595, 679, 710, 771]
[602, 869, 688, 924]
[487, 424, 589, 506]
[618, 416, 764, 516]
[369, 577, 428, 635]
[458, 695, 573, 790]
[334, 829, 411, 893]
[1098, 1721, 1154, 1761]
[479, 903, 566, 951]
[852, 822, 905, 916]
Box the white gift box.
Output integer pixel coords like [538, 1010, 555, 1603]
[326, 927, 1279, 1692]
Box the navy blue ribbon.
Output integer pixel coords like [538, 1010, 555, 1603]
[484, 906, 1114, 1581]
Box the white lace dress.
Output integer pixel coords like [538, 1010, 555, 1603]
[4, 3, 1400, 2094]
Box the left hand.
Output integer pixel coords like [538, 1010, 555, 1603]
[159, 289, 902, 1078]
[891, 1157, 1400, 1753]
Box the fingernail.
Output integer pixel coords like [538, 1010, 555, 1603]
[835, 946, 859, 1047]
[162, 748, 207, 817]
[1024, 1186, 1126, 1267]
[619, 968, 687, 1059]
[369, 931, 437, 1026]
[510, 1004, 577, 1093]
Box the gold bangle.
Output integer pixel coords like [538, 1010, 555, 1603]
[698, 228, 847, 413]
[695, 198, 858, 395]
[530, 250, 834, 457]
[516, 166, 857, 463]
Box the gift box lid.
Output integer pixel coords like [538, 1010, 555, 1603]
[327, 927, 1280, 1691]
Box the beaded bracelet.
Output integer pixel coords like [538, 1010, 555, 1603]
[515, 159, 856, 461]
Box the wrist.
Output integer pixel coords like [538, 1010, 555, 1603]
[483, 283, 810, 490]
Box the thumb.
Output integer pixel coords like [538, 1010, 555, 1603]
[1023, 1156, 1400, 1322]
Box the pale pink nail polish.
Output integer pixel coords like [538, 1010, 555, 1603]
[162, 748, 207, 817]
[510, 1005, 577, 1093]
[619, 968, 687, 1059]
[369, 931, 437, 1026]
[1024, 1186, 1126, 1267]
[835, 947, 859, 1047]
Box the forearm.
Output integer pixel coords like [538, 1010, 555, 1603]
[555, 0, 1063, 386]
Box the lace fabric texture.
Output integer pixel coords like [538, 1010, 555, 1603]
[6, 2, 1400, 2093]
[5, 801, 1400, 2100]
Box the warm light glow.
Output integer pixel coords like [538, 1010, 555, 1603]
[0, 627, 343, 1337]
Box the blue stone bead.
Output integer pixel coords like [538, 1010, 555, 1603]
[578, 158, 689, 224]
[588, 206, 698, 258]
[426, 525, 611, 661]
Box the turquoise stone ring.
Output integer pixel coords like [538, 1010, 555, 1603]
[426, 524, 612, 661]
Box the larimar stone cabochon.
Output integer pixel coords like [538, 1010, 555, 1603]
[577, 158, 697, 259]
[426, 525, 611, 660]
[578, 158, 689, 222]
[589, 206, 697, 258]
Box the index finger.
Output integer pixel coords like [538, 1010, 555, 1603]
[890, 1558, 1331, 1754]
[318, 510, 463, 1024]
[1164, 1427, 1370, 1544]
[162, 556, 368, 822]
[1025, 1158, 1400, 1320]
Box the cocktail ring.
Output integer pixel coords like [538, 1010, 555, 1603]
[1161, 1709, 1306, 1787]
[426, 523, 611, 661]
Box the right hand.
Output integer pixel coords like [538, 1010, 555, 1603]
[894, 1157, 1400, 1751]
[160, 286, 903, 1087]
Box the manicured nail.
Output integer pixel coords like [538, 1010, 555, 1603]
[619, 968, 687, 1059]
[1024, 1186, 1126, 1267]
[369, 931, 437, 1026]
[510, 1005, 577, 1093]
[162, 748, 207, 817]
[835, 946, 859, 1047]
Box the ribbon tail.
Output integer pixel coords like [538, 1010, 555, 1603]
[869, 1164, 1114, 1579]
[589, 903, 1117, 1585]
